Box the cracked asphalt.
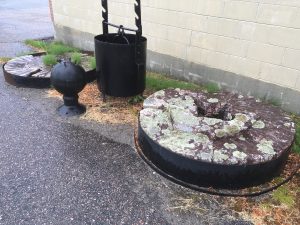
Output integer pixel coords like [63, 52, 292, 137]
[0, 0, 253, 224]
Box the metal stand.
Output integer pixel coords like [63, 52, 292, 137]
[100, 0, 144, 101]
[58, 94, 86, 117]
[57, 95, 86, 117]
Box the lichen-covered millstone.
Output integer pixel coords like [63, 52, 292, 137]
[138, 89, 296, 188]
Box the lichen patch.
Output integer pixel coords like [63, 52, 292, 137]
[224, 143, 237, 150]
[207, 98, 219, 103]
[213, 150, 229, 163]
[257, 139, 276, 156]
[203, 117, 222, 126]
[284, 122, 291, 127]
[252, 120, 266, 129]
[233, 151, 247, 160]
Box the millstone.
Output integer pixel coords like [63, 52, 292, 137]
[4, 55, 51, 78]
[137, 89, 295, 188]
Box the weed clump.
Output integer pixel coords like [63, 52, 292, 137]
[146, 73, 203, 92]
[292, 116, 300, 154]
[89, 57, 96, 70]
[205, 82, 220, 93]
[71, 52, 82, 65]
[42, 54, 57, 66]
[272, 186, 295, 207]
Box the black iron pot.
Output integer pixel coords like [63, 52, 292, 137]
[95, 0, 147, 99]
[95, 33, 147, 97]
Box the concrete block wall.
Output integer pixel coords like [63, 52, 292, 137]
[51, 0, 300, 112]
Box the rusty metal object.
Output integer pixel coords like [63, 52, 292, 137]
[137, 89, 296, 188]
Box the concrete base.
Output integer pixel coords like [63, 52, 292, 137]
[54, 24, 300, 114]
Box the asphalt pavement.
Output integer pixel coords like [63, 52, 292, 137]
[0, 0, 54, 57]
[0, 0, 252, 224]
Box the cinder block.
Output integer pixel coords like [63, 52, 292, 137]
[252, 24, 272, 43]
[146, 36, 157, 52]
[154, 38, 187, 59]
[237, 22, 257, 40]
[223, 1, 258, 21]
[228, 55, 261, 79]
[218, 19, 239, 37]
[216, 36, 249, 57]
[252, 24, 300, 49]
[203, 0, 224, 17]
[283, 48, 300, 70]
[143, 22, 167, 39]
[186, 46, 203, 64]
[109, 14, 133, 30]
[110, 1, 133, 18]
[261, 0, 300, 8]
[144, 22, 191, 45]
[257, 4, 298, 27]
[206, 51, 231, 71]
[260, 63, 299, 88]
[159, 0, 200, 14]
[269, 27, 300, 49]
[200, 18, 256, 40]
[190, 32, 218, 50]
[247, 42, 284, 65]
[53, 13, 75, 30]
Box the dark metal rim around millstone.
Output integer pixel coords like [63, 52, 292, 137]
[135, 121, 293, 193]
[2, 52, 51, 88]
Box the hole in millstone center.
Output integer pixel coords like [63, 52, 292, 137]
[197, 103, 234, 121]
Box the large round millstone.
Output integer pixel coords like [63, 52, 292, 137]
[137, 89, 296, 188]
[3, 53, 51, 88]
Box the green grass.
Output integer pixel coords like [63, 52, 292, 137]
[25, 39, 78, 56]
[292, 115, 300, 154]
[47, 42, 78, 55]
[146, 73, 220, 93]
[89, 57, 96, 70]
[128, 95, 145, 105]
[25, 39, 48, 50]
[42, 54, 57, 66]
[71, 52, 82, 65]
[267, 98, 281, 107]
[272, 186, 295, 207]
[146, 73, 203, 92]
[204, 82, 220, 93]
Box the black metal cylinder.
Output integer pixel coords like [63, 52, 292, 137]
[95, 33, 147, 97]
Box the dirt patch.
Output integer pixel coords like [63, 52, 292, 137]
[167, 154, 300, 225]
[46, 82, 143, 125]
[226, 154, 300, 225]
